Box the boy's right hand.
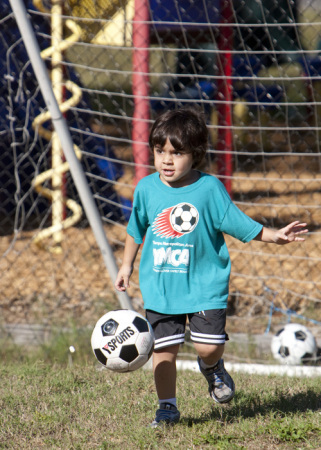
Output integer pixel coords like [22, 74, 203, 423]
[114, 234, 140, 292]
[114, 265, 133, 292]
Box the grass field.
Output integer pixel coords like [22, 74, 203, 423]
[1, 343, 321, 449]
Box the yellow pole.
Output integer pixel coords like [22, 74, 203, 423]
[32, 0, 83, 251]
[51, 0, 64, 247]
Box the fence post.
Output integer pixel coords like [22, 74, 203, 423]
[216, 0, 234, 195]
[132, 0, 150, 185]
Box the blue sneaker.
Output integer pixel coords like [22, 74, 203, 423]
[197, 357, 235, 404]
[150, 403, 180, 428]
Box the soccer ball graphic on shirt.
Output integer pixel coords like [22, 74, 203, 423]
[91, 310, 154, 372]
[170, 203, 199, 234]
[271, 323, 317, 365]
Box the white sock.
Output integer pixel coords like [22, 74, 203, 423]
[159, 397, 177, 408]
[199, 358, 219, 370]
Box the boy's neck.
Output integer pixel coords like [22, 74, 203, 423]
[158, 170, 200, 188]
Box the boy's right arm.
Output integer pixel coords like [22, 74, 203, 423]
[114, 234, 141, 292]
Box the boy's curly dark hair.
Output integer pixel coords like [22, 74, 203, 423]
[149, 107, 208, 168]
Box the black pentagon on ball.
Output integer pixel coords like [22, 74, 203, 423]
[279, 346, 290, 357]
[301, 352, 313, 363]
[119, 344, 139, 363]
[275, 328, 284, 337]
[182, 204, 190, 211]
[94, 348, 107, 365]
[133, 316, 149, 333]
[295, 330, 307, 341]
[101, 319, 119, 336]
[175, 216, 183, 226]
[190, 217, 196, 226]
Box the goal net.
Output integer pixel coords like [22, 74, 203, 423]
[1, 0, 321, 350]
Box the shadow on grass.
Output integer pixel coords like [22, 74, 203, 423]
[181, 388, 321, 426]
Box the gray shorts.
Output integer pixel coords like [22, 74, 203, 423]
[146, 309, 228, 351]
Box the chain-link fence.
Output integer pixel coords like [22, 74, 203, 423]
[1, 0, 321, 351]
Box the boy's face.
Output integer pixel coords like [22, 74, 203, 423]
[154, 138, 195, 188]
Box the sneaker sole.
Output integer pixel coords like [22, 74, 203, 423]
[210, 380, 235, 404]
[150, 417, 180, 428]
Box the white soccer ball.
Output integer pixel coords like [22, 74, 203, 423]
[170, 203, 199, 233]
[271, 323, 317, 365]
[91, 309, 154, 372]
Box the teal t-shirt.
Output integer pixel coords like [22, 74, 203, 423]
[127, 172, 263, 314]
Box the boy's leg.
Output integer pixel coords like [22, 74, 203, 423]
[193, 342, 224, 367]
[153, 345, 180, 400]
[146, 310, 185, 427]
[190, 310, 235, 404]
[150, 346, 181, 427]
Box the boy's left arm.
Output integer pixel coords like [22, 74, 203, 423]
[254, 221, 308, 245]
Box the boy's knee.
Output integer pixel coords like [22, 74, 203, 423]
[194, 343, 225, 361]
[153, 344, 180, 362]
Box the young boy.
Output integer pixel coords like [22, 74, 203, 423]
[115, 107, 308, 427]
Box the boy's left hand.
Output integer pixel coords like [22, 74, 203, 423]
[274, 221, 308, 244]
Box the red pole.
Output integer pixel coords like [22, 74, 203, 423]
[216, 0, 233, 195]
[132, 0, 150, 185]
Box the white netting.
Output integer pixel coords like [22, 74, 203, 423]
[1, 0, 321, 341]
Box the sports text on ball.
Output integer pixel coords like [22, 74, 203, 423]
[103, 326, 135, 354]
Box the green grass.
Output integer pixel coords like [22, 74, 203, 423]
[1, 351, 321, 449]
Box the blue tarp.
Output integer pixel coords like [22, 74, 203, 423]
[0, 0, 130, 226]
